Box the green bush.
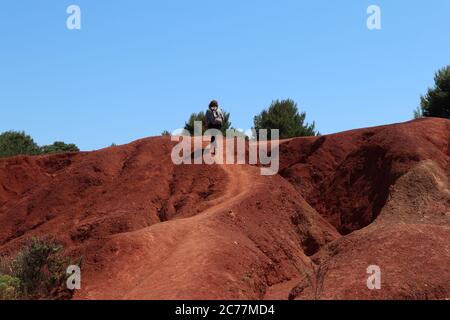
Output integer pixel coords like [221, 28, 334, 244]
[6, 237, 77, 300]
[0, 275, 21, 300]
[39, 142, 79, 155]
[0, 131, 40, 158]
[254, 99, 318, 139]
[416, 65, 450, 119]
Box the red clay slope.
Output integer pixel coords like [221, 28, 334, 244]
[0, 118, 449, 300]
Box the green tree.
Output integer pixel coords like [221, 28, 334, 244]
[0, 131, 40, 158]
[40, 142, 79, 155]
[220, 111, 232, 134]
[413, 106, 423, 119]
[253, 99, 318, 139]
[184, 110, 231, 136]
[416, 65, 450, 119]
[184, 112, 206, 135]
[0, 131, 79, 158]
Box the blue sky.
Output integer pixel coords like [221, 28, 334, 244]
[1, 0, 449, 150]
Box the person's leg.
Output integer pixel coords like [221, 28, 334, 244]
[210, 125, 220, 154]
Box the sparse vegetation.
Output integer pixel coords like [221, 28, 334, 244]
[0, 237, 80, 300]
[161, 130, 172, 136]
[289, 262, 328, 300]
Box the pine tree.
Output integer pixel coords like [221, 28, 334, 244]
[253, 99, 318, 139]
[417, 65, 450, 119]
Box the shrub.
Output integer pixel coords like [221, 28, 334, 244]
[0, 131, 40, 158]
[0, 275, 21, 300]
[6, 237, 78, 300]
[0, 131, 80, 158]
[161, 130, 172, 136]
[253, 99, 318, 139]
[39, 142, 79, 155]
[416, 65, 450, 119]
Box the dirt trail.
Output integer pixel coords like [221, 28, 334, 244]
[196, 164, 255, 217]
[77, 160, 329, 300]
[77, 164, 262, 299]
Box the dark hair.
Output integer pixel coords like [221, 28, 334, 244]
[209, 100, 219, 108]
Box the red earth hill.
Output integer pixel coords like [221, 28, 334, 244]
[0, 118, 449, 300]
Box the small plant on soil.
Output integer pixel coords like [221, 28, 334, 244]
[0, 237, 81, 300]
[289, 262, 328, 300]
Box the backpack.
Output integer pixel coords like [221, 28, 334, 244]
[207, 108, 223, 127]
[212, 110, 223, 126]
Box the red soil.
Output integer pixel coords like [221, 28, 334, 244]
[0, 118, 449, 300]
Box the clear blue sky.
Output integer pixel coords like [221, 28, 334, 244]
[1, 0, 449, 150]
